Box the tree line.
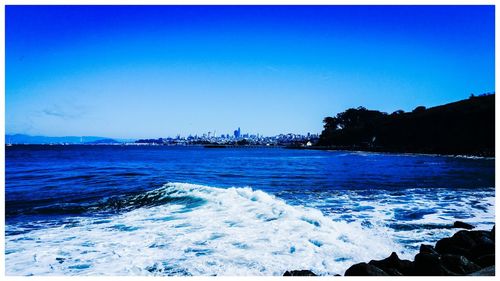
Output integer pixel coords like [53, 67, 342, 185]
[317, 93, 495, 156]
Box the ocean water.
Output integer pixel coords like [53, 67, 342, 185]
[5, 146, 495, 276]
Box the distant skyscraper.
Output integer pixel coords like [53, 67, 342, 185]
[234, 127, 241, 139]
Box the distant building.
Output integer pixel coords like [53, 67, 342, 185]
[234, 127, 241, 139]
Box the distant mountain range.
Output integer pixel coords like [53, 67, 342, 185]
[5, 134, 135, 144]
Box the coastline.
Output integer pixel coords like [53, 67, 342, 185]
[7, 143, 495, 159]
[286, 145, 495, 159]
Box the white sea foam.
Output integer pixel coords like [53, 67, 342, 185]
[451, 155, 495, 160]
[297, 187, 495, 251]
[5, 182, 403, 276]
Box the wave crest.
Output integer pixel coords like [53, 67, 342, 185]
[6, 182, 402, 276]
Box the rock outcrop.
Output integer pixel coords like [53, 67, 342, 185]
[344, 223, 495, 276]
[283, 270, 317, 276]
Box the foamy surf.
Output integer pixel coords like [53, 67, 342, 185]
[6, 182, 403, 276]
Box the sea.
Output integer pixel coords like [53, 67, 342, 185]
[5, 145, 495, 276]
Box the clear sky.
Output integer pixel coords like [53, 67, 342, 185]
[6, 5, 495, 139]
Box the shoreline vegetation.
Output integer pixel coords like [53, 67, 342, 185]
[284, 222, 495, 276]
[316, 93, 495, 157]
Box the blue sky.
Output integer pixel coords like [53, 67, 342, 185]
[6, 5, 495, 138]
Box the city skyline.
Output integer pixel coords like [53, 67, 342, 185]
[6, 5, 495, 139]
[6, 126, 319, 140]
[6, 127, 321, 146]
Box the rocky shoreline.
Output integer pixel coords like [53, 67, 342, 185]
[284, 221, 495, 276]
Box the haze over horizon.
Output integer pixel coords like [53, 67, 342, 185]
[6, 6, 494, 139]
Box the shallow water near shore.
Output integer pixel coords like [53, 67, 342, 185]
[5, 146, 495, 275]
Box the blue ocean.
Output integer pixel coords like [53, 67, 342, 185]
[5, 146, 495, 276]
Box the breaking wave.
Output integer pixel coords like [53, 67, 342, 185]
[6, 182, 403, 276]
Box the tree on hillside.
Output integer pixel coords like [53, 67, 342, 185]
[318, 107, 387, 146]
[412, 106, 426, 113]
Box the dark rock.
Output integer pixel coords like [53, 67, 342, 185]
[468, 231, 495, 259]
[383, 268, 403, 276]
[341, 226, 495, 277]
[475, 254, 495, 268]
[413, 253, 442, 275]
[451, 230, 478, 250]
[453, 221, 475, 230]
[283, 270, 317, 276]
[468, 265, 495, 276]
[435, 237, 470, 256]
[441, 254, 481, 275]
[368, 252, 414, 276]
[413, 253, 457, 276]
[434, 230, 495, 264]
[468, 230, 493, 244]
[420, 244, 440, 256]
[470, 243, 495, 260]
[344, 262, 389, 276]
[434, 230, 494, 260]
